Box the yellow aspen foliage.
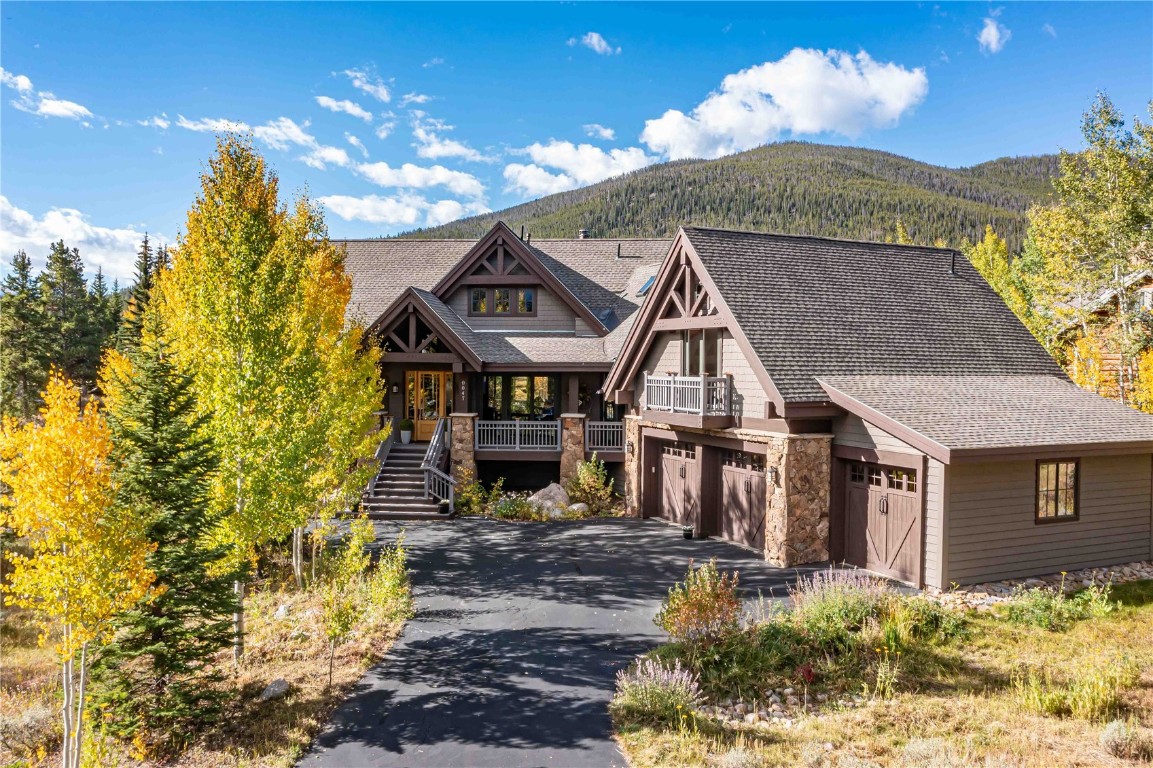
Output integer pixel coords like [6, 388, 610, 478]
[1134, 349, 1153, 414]
[1069, 335, 1106, 395]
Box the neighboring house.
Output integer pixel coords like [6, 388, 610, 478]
[338, 222, 668, 489]
[600, 227, 1153, 588]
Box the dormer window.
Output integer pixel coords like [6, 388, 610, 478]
[470, 288, 488, 314]
[495, 288, 511, 314]
[468, 286, 538, 317]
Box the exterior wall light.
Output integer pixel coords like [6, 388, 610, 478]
[767, 466, 780, 485]
[391, 383, 400, 395]
[626, 439, 635, 455]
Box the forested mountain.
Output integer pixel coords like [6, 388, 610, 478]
[409, 142, 1059, 251]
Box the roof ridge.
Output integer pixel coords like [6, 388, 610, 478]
[682, 225, 960, 254]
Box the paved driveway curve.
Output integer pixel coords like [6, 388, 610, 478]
[301, 517, 827, 768]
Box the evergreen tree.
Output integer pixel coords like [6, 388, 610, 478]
[88, 267, 120, 359]
[0, 250, 49, 420]
[118, 235, 154, 352]
[39, 240, 95, 391]
[89, 317, 237, 750]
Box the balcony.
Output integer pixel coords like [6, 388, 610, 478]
[585, 421, 625, 455]
[476, 419, 561, 452]
[642, 373, 733, 429]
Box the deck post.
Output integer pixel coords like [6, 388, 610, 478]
[449, 413, 477, 483]
[559, 413, 587, 487]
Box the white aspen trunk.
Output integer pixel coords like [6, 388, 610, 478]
[328, 639, 335, 690]
[71, 642, 88, 768]
[233, 580, 245, 665]
[60, 647, 72, 768]
[293, 526, 304, 589]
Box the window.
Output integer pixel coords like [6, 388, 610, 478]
[850, 463, 866, 484]
[470, 288, 487, 314]
[867, 467, 882, 487]
[637, 275, 656, 297]
[887, 468, 917, 492]
[494, 288, 511, 314]
[1037, 460, 1079, 522]
[518, 288, 535, 313]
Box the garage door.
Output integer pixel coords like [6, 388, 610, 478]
[720, 450, 767, 550]
[845, 462, 920, 583]
[658, 441, 697, 526]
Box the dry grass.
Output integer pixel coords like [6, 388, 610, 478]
[616, 580, 1153, 768]
[1, 572, 408, 768]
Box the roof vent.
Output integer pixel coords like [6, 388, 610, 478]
[578, 228, 590, 239]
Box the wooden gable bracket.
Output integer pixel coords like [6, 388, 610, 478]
[651, 254, 723, 330]
[366, 287, 484, 370]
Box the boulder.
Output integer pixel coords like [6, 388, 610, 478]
[273, 604, 290, 620]
[258, 678, 290, 702]
[568, 503, 590, 516]
[528, 483, 569, 512]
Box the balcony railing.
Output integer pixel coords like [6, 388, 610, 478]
[476, 420, 562, 451]
[586, 421, 625, 453]
[644, 373, 732, 416]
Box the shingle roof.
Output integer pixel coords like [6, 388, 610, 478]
[683, 227, 1064, 403]
[820, 375, 1153, 456]
[340, 240, 472, 326]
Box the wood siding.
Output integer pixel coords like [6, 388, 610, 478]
[638, 332, 682, 408]
[924, 459, 946, 589]
[946, 454, 1153, 584]
[447, 286, 576, 332]
[721, 333, 768, 420]
[834, 414, 921, 455]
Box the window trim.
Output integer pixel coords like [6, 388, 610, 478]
[1035, 458, 1080, 524]
[467, 286, 539, 317]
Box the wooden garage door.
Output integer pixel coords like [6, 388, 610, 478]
[845, 462, 920, 583]
[720, 450, 767, 550]
[659, 442, 697, 526]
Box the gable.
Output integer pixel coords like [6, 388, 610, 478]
[367, 287, 483, 370]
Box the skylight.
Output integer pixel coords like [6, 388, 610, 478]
[637, 275, 656, 297]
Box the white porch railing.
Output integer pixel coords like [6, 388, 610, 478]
[476, 420, 561, 451]
[644, 373, 732, 416]
[586, 421, 625, 452]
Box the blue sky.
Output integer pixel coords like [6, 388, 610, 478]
[1, 1, 1150, 281]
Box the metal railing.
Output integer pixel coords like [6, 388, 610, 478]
[422, 417, 453, 511]
[644, 373, 732, 416]
[365, 417, 397, 498]
[586, 421, 625, 452]
[476, 419, 562, 451]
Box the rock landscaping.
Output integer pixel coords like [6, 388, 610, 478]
[925, 560, 1153, 611]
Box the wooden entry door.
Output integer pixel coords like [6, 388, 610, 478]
[720, 450, 767, 550]
[659, 442, 697, 527]
[408, 371, 448, 442]
[845, 462, 920, 583]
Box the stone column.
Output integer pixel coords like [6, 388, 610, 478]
[765, 435, 832, 566]
[623, 415, 642, 517]
[449, 413, 477, 483]
[559, 413, 587, 487]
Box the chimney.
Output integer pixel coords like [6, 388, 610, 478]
[578, 228, 590, 239]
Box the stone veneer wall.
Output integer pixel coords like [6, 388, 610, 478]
[559, 414, 586, 487]
[449, 413, 477, 481]
[628, 418, 831, 565]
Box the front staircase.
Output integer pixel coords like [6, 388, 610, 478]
[360, 442, 451, 520]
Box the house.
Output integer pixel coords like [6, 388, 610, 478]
[600, 227, 1153, 588]
[338, 222, 668, 494]
[343, 221, 1153, 588]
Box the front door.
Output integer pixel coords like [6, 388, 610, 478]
[845, 462, 920, 583]
[408, 371, 448, 442]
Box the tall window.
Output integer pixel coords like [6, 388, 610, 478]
[487, 375, 559, 419]
[494, 288, 512, 314]
[518, 288, 535, 313]
[470, 288, 487, 314]
[1037, 459, 1079, 522]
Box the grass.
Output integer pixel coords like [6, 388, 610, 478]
[1, 552, 410, 768]
[614, 578, 1153, 768]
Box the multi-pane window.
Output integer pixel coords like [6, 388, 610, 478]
[887, 468, 917, 492]
[850, 463, 866, 484]
[867, 467, 883, 488]
[470, 288, 487, 314]
[518, 288, 535, 313]
[1037, 460, 1079, 522]
[467, 286, 537, 316]
[494, 288, 512, 314]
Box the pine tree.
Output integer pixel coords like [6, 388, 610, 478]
[39, 240, 95, 392]
[89, 318, 237, 750]
[0, 251, 49, 420]
[88, 268, 119, 363]
[118, 235, 154, 353]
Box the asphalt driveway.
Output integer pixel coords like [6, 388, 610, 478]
[301, 517, 830, 768]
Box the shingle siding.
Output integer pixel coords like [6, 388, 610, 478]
[446, 286, 576, 332]
[638, 333, 682, 407]
[945, 454, 1153, 584]
[924, 459, 946, 589]
[833, 414, 922, 455]
[722, 333, 768, 420]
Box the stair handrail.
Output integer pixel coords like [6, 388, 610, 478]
[365, 416, 397, 501]
[421, 417, 454, 512]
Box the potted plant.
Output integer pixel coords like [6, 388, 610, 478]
[681, 525, 694, 540]
[398, 418, 414, 444]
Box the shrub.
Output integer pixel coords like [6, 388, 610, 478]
[565, 454, 615, 515]
[1003, 575, 1117, 631]
[491, 492, 544, 521]
[365, 534, 413, 624]
[1013, 657, 1139, 721]
[454, 468, 503, 516]
[611, 657, 704, 725]
[655, 559, 742, 644]
[0, 703, 61, 760]
[397, 418, 414, 431]
[789, 568, 891, 651]
[1100, 719, 1153, 761]
[883, 596, 967, 647]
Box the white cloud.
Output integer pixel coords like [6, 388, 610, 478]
[400, 92, 432, 106]
[315, 95, 373, 122]
[411, 112, 489, 162]
[375, 119, 396, 140]
[346, 133, 369, 157]
[568, 32, 620, 55]
[2, 67, 93, 121]
[176, 115, 351, 170]
[318, 193, 487, 228]
[503, 141, 656, 197]
[355, 161, 486, 199]
[640, 48, 928, 160]
[422, 57, 446, 68]
[176, 115, 251, 132]
[0, 195, 166, 282]
[138, 114, 170, 129]
[301, 145, 351, 170]
[340, 68, 391, 103]
[978, 16, 1012, 53]
[1042, 23, 1057, 38]
[252, 116, 314, 150]
[583, 123, 616, 140]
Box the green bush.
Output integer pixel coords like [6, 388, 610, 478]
[453, 467, 503, 516]
[610, 658, 704, 726]
[365, 534, 413, 624]
[1013, 657, 1139, 721]
[565, 454, 615, 515]
[1003, 576, 1117, 631]
[491, 492, 544, 521]
[789, 568, 892, 652]
[655, 559, 742, 645]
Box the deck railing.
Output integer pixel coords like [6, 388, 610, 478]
[365, 417, 397, 499]
[585, 421, 625, 453]
[476, 420, 562, 451]
[422, 417, 453, 511]
[644, 373, 732, 416]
